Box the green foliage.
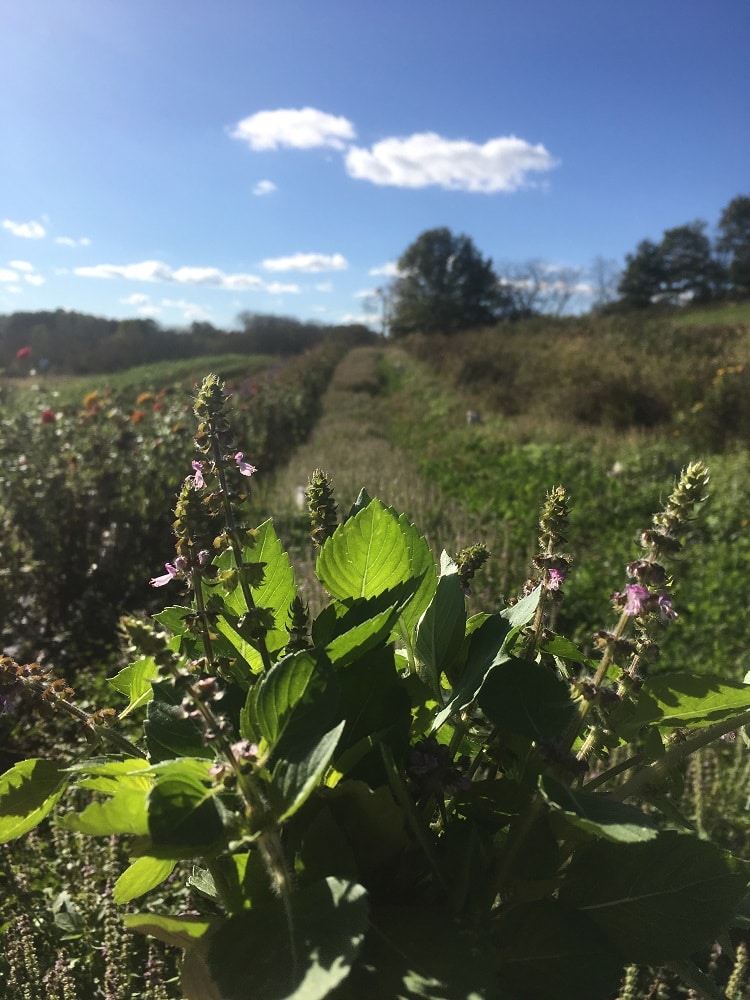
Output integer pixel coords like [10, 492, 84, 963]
[2, 377, 749, 999]
[389, 227, 504, 337]
[0, 341, 344, 670]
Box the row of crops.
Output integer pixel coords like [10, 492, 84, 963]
[0, 341, 346, 674]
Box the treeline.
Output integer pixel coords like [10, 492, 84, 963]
[617, 194, 750, 308]
[385, 194, 750, 338]
[0, 309, 374, 375]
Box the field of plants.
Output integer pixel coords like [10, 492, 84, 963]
[2, 305, 750, 999]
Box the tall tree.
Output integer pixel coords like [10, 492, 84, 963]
[717, 194, 750, 297]
[659, 221, 718, 304]
[618, 239, 666, 308]
[389, 228, 502, 337]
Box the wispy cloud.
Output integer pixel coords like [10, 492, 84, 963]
[74, 259, 299, 293]
[9, 260, 34, 272]
[314, 281, 333, 292]
[56, 236, 91, 247]
[262, 252, 348, 273]
[120, 292, 151, 306]
[252, 179, 277, 196]
[369, 261, 401, 278]
[0, 268, 19, 282]
[25, 274, 45, 286]
[231, 108, 356, 151]
[345, 133, 558, 192]
[161, 298, 212, 322]
[3, 219, 46, 239]
[340, 311, 379, 326]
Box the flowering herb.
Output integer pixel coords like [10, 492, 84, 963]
[1, 385, 747, 1000]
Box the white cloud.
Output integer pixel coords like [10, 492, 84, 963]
[265, 281, 301, 294]
[0, 268, 19, 282]
[56, 235, 91, 247]
[314, 282, 333, 293]
[231, 107, 356, 151]
[340, 312, 379, 327]
[137, 305, 163, 318]
[345, 132, 558, 192]
[354, 289, 375, 299]
[74, 258, 296, 294]
[3, 219, 46, 239]
[262, 252, 348, 273]
[120, 292, 151, 306]
[161, 298, 212, 322]
[24, 274, 45, 286]
[253, 179, 277, 196]
[9, 260, 34, 272]
[369, 261, 401, 277]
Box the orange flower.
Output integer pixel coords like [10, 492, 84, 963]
[130, 409, 146, 423]
[83, 390, 100, 409]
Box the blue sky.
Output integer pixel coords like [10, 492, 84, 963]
[2, 0, 748, 329]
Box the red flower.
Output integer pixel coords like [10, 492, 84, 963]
[16, 346, 32, 360]
[40, 408, 57, 424]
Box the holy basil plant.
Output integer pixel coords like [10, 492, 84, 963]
[1, 374, 749, 1000]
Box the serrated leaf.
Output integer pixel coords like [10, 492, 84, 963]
[109, 656, 159, 716]
[272, 720, 346, 822]
[114, 855, 177, 903]
[0, 758, 68, 843]
[415, 554, 466, 695]
[144, 682, 206, 762]
[558, 832, 750, 963]
[154, 605, 194, 636]
[393, 512, 437, 639]
[432, 613, 512, 731]
[325, 607, 401, 668]
[477, 657, 577, 741]
[501, 584, 542, 628]
[62, 787, 149, 836]
[542, 777, 658, 843]
[317, 499, 412, 601]
[246, 648, 337, 749]
[625, 673, 750, 730]
[206, 877, 368, 1000]
[216, 519, 297, 665]
[147, 762, 224, 851]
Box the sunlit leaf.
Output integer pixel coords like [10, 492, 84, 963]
[317, 499, 412, 601]
[114, 855, 177, 903]
[0, 758, 68, 843]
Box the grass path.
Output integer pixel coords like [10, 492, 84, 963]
[253, 344, 499, 613]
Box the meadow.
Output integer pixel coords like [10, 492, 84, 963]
[2, 304, 750, 999]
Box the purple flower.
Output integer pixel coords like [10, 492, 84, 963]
[547, 567, 565, 591]
[657, 591, 678, 621]
[622, 583, 651, 615]
[149, 556, 188, 587]
[190, 461, 205, 489]
[234, 452, 257, 477]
